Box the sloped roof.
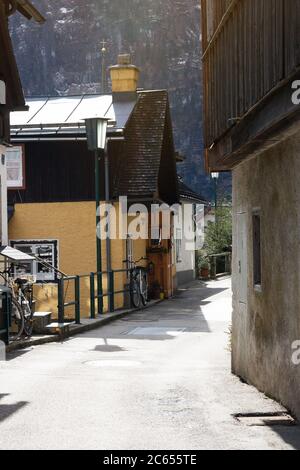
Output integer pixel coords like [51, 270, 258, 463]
[178, 180, 207, 204]
[111, 90, 179, 204]
[0, 1, 44, 111]
[10, 94, 135, 135]
[10, 90, 180, 204]
[0, 2, 24, 109]
[117, 90, 174, 199]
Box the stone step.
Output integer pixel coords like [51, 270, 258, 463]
[45, 322, 73, 336]
[32, 312, 52, 334]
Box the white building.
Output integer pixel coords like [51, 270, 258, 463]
[175, 181, 207, 286]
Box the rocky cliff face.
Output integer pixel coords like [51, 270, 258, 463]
[10, 0, 214, 196]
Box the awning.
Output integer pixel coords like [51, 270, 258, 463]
[0, 246, 35, 262]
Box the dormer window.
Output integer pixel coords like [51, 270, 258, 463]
[0, 80, 6, 105]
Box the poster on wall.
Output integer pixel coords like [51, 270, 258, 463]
[6, 145, 25, 190]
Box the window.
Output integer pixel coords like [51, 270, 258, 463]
[6, 145, 25, 190]
[176, 228, 182, 263]
[10, 240, 59, 283]
[151, 228, 162, 248]
[252, 212, 262, 288]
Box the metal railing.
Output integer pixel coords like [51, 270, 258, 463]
[57, 268, 132, 325]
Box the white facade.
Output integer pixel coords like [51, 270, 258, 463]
[0, 145, 8, 246]
[176, 201, 196, 286]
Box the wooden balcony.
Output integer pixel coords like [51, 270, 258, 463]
[201, 0, 300, 170]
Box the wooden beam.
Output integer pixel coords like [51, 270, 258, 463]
[206, 72, 300, 170]
[16, 1, 45, 23]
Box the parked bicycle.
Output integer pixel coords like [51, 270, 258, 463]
[124, 258, 149, 309]
[0, 265, 35, 342]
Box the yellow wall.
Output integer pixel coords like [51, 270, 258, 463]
[9, 201, 147, 318]
[109, 66, 140, 93]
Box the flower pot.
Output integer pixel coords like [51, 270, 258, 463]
[200, 267, 210, 280]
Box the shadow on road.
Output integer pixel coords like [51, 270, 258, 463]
[83, 282, 230, 342]
[268, 426, 300, 450]
[6, 349, 33, 362]
[0, 394, 28, 424]
[93, 344, 127, 353]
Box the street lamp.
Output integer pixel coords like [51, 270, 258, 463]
[85, 117, 110, 314]
[211, 172, 219, 223]
[85, 117, 108, 151]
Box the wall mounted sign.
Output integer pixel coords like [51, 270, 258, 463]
[10, 240, 59, 283]
[6, 145, 25, 190]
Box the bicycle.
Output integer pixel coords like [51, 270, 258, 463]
[124, 258, 149, 309]
[0, 265, 35, 341]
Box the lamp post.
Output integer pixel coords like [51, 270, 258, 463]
[211, 172, 219, 224]
[85, 117, 109, 314]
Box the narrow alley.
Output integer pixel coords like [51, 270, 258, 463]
[0, 278, 299, 450]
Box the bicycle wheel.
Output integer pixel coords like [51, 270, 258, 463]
[130, 275, 141, 308]
[9, 298, 25, 342]
[140, 270, 148, 307]
[23, 299, 33, 337]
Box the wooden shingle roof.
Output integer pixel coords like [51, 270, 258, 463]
[115, 90, 179, 204]
[178, 180, 207, 204]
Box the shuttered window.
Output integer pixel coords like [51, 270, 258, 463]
[253, 212, 262, 288]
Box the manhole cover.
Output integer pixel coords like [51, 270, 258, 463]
[126, 327, 186, 336]
[234, 412, 296, 427]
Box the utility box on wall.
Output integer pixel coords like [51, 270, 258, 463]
[0, 285, 11, 345]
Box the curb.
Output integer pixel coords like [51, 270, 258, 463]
[6, 299, 163, 353]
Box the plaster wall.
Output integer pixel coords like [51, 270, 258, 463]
[232, 136, 300, 418]
[176, 202, 196, 286]
[9, 201, 147, 317]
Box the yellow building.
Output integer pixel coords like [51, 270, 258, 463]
[8, 56, 179, 319]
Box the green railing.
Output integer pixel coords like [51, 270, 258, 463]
[57, 268, 131, 325]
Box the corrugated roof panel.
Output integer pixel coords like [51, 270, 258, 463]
[29, 97, 82, 125]
[10, 95, 135, 132]
[10, 98, 47, 126]
[67, 95, 113, 124]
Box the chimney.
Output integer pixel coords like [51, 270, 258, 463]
[109, 54, 140, 94]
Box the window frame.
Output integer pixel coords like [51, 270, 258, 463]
[6, 144, 26, 190]
[175, 228, 183, 264]
[10, 239, 59, 283]
[252, 209, 262, 291]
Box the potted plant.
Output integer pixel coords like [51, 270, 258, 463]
[200, 259, 210, 280]
[196, 251, 210, 280]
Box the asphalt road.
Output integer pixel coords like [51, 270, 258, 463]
[1, 277, 300, 450]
